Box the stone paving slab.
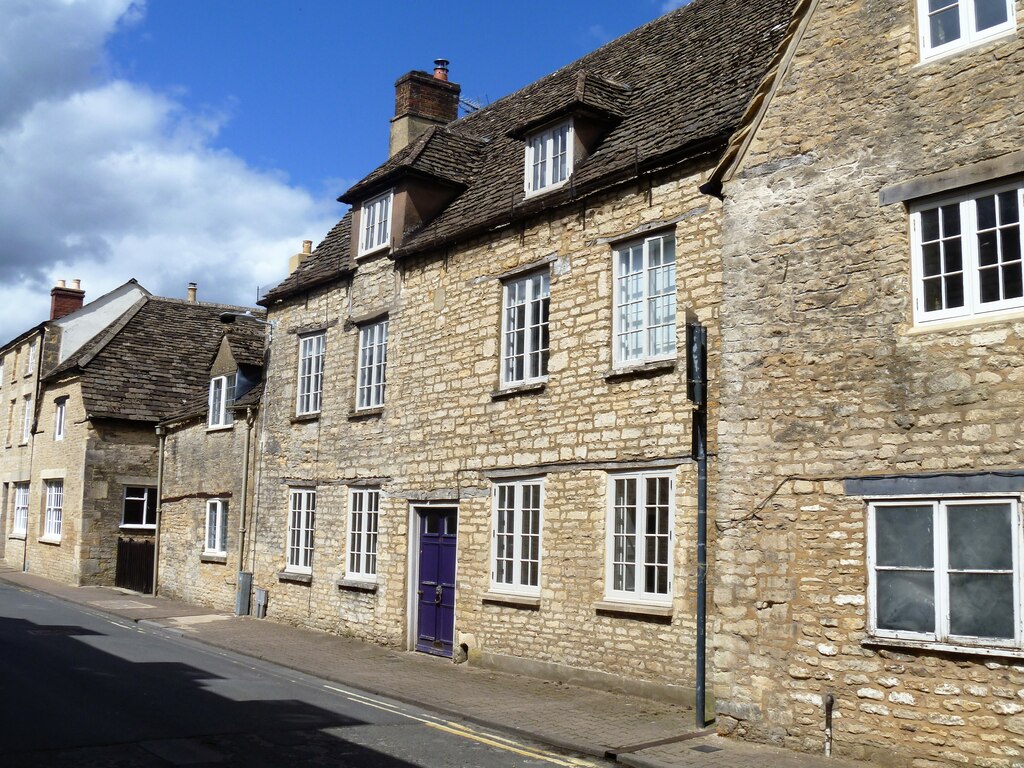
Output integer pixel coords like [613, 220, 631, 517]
[0, 566, 871, 768]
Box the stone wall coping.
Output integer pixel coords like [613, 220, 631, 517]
[277, 570, 312, 585]
[336, 577, 379, 593]
[482, 591, 541, 609]
[490, 381, 546, 401]
[593, 599, 673, 619]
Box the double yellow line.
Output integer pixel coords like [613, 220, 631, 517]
[324, 685, 598, 767]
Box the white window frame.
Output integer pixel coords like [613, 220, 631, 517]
[0, 357, 5, 388]
[296, 332, 325, 415]
[207, 373, 236, 428]
[490, 479, 543, 597]
[121, 486, 157, 529]
[205, 499, 228, 555]
[21, 397, 32, 443]
[918, 0, 1016, 60]
[524, 120, 573, 196]
[54, 398, 66, 441]
[286, 488, 316, 574]
[605, 471, 674, 606]
[43, 479, 63, 540]
[356, 319, 388, 411]
[25, 339, 36, 375]
[359, 189, 393, 257]
[347, 488, 380, 581]
[12, 482, 28, 536]
[501, 272, 551, 387]
[612, 232, 677, 367]
[911, 182, 1024, 325]
[867, 497, 1023, 651]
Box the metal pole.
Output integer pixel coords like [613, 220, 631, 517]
[688, 322, 708, 729]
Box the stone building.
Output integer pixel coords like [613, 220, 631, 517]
[247, 0, 797, 708]
[703, 0, 1024, 764]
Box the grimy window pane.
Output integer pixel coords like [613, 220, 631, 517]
[875, 505, 933, 567]
[975, 0, 1009, 31]
[949, 573, 1015, 639]
[947, 503, 1012, 570]
[876, 571, 936, 633]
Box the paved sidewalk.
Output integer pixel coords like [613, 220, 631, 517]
[0, 566, 866, 768]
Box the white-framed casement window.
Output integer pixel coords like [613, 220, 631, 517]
[0, 357, 5, 388]
[21, 396, 32, 443]
[208, 373, 236, 428]
[918, 0, 1016, 59]
[606, 472, 674, 605]
[868, 497, 1022, 650]
[524, 120, 573, 196]
[205, 499, 228, 555]
[501, 272, 550, 387]
[347, 488, 380, 581]
[43, 479, 63, 540]
[54, 398, 66, 441]
[911, 182, 1024, 324]
[25, 339, 36, 375]
[121, 486, 157, 528]
[296, 332, 325, 415]
[613, 232, 677, 366]
[286, 488, 316, 573]
[12, 482, 29, 535]
[491, 479, 543, 596]
[356, 319, 388, 411]
[359, 190, 393, 256]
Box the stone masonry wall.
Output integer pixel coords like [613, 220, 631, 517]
[253, 163, 723, 698]
[714, 1, 1024, 765]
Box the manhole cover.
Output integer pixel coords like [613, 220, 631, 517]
[691, 745, 723, 753]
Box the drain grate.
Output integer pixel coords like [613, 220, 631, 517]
[691, 744, 723, 753]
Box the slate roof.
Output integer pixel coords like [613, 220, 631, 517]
[225, 319, 268, 368]
[261, 0, 798, 306]
[46, 297, 260, 423]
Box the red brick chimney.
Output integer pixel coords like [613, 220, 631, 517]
[50, 279, 85, 320]
[389, 59, 461, 157]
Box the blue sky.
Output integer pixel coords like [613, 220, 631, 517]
[0, 0, 688, 342]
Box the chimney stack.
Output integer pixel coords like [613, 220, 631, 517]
[288, 239, 314, 274]
[50, 279, 85, 320]
[187, 282, 197, 303]
[389, 59, 461, 157]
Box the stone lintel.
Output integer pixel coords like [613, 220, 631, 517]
[879, 149, 1024, 206]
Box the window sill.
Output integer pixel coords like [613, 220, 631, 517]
[200, 553, 228, 564]
[483, 591, 541, 609]
[8, 533, 26, 541]
[862, 636, 1024, 660]
[348, 407, 383, 421]
[594, 600, 673, 619]
[38, 537, 61, 546]
[914, 28, 1017, 67]
[356, 243, 391, 261]
[206, 424, 234, 433]
[336, 577, 378, 593]
[290, 413, 320, 424]
[277, 570, 312, 584]
[491, 381, 546, 401]
[120, 526, 156, 533]
[604, 360, 676, 382]
[907, 307, 1024, 336]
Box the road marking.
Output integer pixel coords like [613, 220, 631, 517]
[323, 684, 596, 766]
[107, 620, 134, 630]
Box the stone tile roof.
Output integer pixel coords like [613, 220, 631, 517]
[225, 320, 267, 368]
[46, 296, 258, 423]
[261, 0, 798, 306]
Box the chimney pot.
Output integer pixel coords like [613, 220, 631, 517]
[433, 59, 450, 81]
[72, 278, 81, 290]
[187, 282, 197, 303]
[303, 239, 312, 254]
[57, 279, 66, 288]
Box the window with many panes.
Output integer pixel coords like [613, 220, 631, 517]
[54, 398, 66, 441]
[287, 489, 316, 573]
[12, 482, 28, 535]
[347, 488, 380, 581]
[205, 499, 228, 555]
[44, 479, 63, 540]
[491, 480, 543, 596]
[122, 486, 157, 528]
[21, 397, 32, 443]
[25, 339, 36, 375]
[208, 374, 236, 428]
[606, 472, 673, 605]
[359, 190, 393, 256]
[613, 232, 677, 366]
[501, 273, 550, 387]
[869, 498, 1021, 649]
[912, 183, 1024, 324]
[356, 320, 388, 411]
[296, 333, 325, 415]
[918, 0, 1016, 59]
[525, 120, 573, 195]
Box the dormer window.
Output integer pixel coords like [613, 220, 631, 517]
[208, 373, 236, 428]
[359, 190, 393, 256]
[525, 120, 573, 196]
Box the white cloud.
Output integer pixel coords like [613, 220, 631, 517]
[0, 0, 337, 342]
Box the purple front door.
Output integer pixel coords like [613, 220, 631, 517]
[415, 507, 457, 657]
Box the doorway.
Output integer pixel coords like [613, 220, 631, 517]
[412, 505, 457, 657]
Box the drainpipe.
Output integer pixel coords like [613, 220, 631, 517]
[824, 692, 836, 757]
[238, 406, 254, 574]
[687, 320, 709, 729]
[152, 424, 166, 595]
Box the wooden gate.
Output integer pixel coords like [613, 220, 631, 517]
[115, 537, 154, 593]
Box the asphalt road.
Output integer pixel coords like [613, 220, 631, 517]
[0, 583, 601, 768]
